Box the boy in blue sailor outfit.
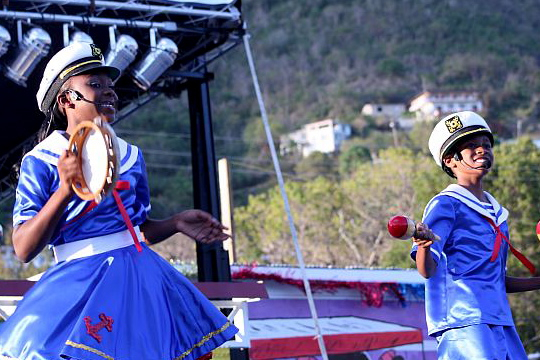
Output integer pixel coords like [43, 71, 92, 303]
[0, 42, 238, 359]
[411, 111, 540, 360]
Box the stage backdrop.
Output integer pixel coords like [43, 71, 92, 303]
[231, 264, 436, 360]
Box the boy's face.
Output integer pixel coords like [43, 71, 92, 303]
[444, 134, 494, 178]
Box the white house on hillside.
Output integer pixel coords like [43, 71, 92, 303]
[360, 103, 417, 130]
[409, 91, 483, 120]
[280, 119, 352, 157]
[361, 103, 406, 118]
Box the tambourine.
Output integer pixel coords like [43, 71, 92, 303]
[68, 117, 120, 203]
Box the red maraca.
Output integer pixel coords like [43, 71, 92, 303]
[387, 215, 416, 240]
[387, 215, 440, 241]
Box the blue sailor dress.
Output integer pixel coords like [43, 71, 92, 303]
[411, 184, 527, 359]
[0, 130, 238, 360]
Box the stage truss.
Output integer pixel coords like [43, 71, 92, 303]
[0, 0, 244, 204]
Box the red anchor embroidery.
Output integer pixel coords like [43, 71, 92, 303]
[84, 313, 114, 343]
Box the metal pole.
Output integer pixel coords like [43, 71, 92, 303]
[390, 120, 399, 147]
[187, 73, 231, 283]
[218, 158, 235, 264]
[187, 73, 249, 360]
[243, 33, 329, 359]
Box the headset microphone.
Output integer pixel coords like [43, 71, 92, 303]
[453, 152, 491, 170]
[66, 89, 83, 102]
[66, 89, 108, 107]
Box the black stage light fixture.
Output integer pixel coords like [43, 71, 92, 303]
[4, 27, 51, 87]
[0, 25, 10, 58]
[105, 33, 138, 77]
[131, 36, 178, 90]
[69, 31, 93, 45]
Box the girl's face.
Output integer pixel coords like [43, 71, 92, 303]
[60, 72, 118, 133]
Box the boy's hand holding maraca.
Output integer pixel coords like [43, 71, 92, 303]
[412, 222, 438, 249]
[387, 215, 439, 248]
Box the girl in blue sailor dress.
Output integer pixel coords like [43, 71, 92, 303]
[411, 111, 540, 360]
[0, 42, 237, 360]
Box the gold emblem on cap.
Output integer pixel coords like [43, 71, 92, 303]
[90, 44, 102, 58]
[445, 116, 463, 133]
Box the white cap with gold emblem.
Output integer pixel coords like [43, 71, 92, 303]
[36, 42, 121, 114]
[428, 111, 493, 167]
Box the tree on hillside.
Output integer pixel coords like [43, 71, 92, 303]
[234, 177, 353, 265]
[341, 148, 448, 268]
[294, 151, 337, 180]
[484, 138, 540, 353]
[485, 138, 540, 256]
[339, 140, 372, 175]
[234, 148, 447, 267]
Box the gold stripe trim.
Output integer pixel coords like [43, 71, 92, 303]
[65, 340, 115, 360]
[64, 321, 232, 360]
[440, 128, 491, 161]
[174, 322, 232, 360]
[59, 59, 102, 79]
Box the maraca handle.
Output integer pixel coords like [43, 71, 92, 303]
[387, 215, 440, 241]
[412, 225, 441, 242]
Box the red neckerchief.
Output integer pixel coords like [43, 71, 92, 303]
[112, 180, 142, 252]
[484, 216, 535, 275]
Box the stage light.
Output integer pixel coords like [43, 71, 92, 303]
[105, 34, 138, 76]
[0, 25, 10, 59]
[4, 27, 51, 87]
[69, 31, 93, 45]
[131, 37, 178, 90]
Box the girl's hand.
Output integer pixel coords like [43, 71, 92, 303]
[175, 209, 230, 243]
[412, 222, 436, 248]
[57, 150, 81, 197]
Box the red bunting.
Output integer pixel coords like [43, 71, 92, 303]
[232, 267, 405, 307]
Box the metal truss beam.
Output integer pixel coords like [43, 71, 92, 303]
[13, 0, 240, 21]
[0, 9, 178, 30]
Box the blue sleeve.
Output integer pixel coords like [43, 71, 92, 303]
[13, 156, 53, 226]
[410, 195, 455, 262]
[135, 151, 151, 215]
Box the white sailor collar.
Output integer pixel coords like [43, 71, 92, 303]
[25, 130, 139, 175]
[439, 183, 508, 226]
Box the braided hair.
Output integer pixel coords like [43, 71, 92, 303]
[12, 80, 72, 182]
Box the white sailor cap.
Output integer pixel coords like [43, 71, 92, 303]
[428, 111, 494, 167]
[36, 42, 120, 113]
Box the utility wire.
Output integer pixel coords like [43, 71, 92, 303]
[243, 33, 329, 359]
[145, 160, 303, 180]
[141, 147, 300, 166]
[116, 128, 270, 145]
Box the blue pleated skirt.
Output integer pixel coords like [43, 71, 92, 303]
[435, 323, 527, 360]
[0, 244, 238, 360]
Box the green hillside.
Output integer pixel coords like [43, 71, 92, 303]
[209, 0, 540, 135]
